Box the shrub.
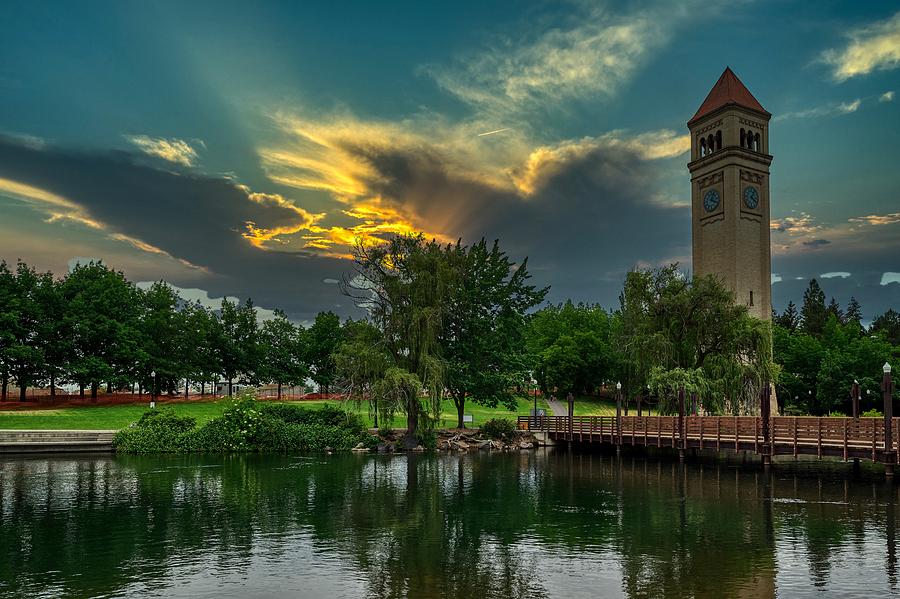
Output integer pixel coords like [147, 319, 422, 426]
[116, 398, 377, 454]
[862, 409, 883, 418]
[112, 408, 196, 453]
[416, 429, 437, 450]
[480, 418, 516, 441]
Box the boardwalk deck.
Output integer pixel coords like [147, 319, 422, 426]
[518, 415, 900, 466]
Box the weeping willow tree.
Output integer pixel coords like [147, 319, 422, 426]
[617, 264, 777, 415]
[342, 235, 456, 446]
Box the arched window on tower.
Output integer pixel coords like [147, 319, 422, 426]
[753, 133, 760, 152]
[699, 137, 707, 157]
[707, 134, 715, 154]
[715, 130, 722, 151]
[740, 128, 746, 148]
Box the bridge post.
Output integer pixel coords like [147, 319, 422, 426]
[678, 387, 685, 461]
[761, 383, 771, 469]
[567, 392, 574, 443]
[852, 380, 861, 470]
[883, 363, 895, 479]
[616, 383, 622, 454]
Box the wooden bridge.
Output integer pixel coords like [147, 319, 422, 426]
[518, 414, 900, 474]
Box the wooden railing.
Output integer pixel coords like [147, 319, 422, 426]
[518, 415, 900, 464]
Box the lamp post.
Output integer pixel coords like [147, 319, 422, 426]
[852, 379, 860, 419]
[150, 370, 156, 410]
[616, 381, 622, 450]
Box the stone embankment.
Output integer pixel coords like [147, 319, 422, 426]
[0, 430, 116, 453]
[352, 429, 545, 453]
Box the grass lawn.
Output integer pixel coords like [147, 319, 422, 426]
[0, 396, 551, 430]
[570, 395, 660, 417]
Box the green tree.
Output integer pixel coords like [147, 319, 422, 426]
[259, 310, 308, 399]
[617, 265, 774, 414]
[347, 235, 454, 444]
[34, 270, 68, 398]
[4, 262, 45, 401]
[844, 297, 862, 328]
[139, 282, 182, 396]
[826, 297, 843, 324]
[443, 239, 546, 428]
[335, 319, 390, 427]
[61, 262, 141, 399]
[218, 298, 260, 395]
[775, 300, 800, 332]
[871, 309, 900, 345]
[179, 302, 222, 396]
[527, 302, 612, 398]
[800, 279, 827, 337]
[306, 311, 342, 394]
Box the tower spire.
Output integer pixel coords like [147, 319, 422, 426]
[688, 67, 770, 125]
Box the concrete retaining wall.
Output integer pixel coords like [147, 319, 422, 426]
[0, 430, 116, 453]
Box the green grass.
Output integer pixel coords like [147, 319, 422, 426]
[569, 395, 660, 417]
[0, 396, 551, 430]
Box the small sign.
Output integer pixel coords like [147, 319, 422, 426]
[462, 414, 474, 423]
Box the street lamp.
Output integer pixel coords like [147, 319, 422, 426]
[150, 370, 156, 410]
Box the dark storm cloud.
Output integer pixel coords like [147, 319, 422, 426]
[350, 140, 689, 310]
[772, 228, 900, 320]
[0, 135, 353, 322]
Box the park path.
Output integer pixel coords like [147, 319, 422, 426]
[546, 397, 567, 417]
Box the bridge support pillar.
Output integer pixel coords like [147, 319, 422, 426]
[887, 464, 895, 480]
[762, 454, 771, 470]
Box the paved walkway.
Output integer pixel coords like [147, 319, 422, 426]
[546, 397, 567, 417]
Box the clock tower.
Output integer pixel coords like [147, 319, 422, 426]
[688, 67, 772, 321]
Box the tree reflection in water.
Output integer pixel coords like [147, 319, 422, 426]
[0, 450, 897, 598]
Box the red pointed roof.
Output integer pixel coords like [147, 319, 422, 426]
[688, 67, 770, 125]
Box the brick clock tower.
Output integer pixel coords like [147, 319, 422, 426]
[688, 67, 772, 321]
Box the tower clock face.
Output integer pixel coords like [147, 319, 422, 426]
[703, 189, 720, 212]
[743, 186, 760, 209]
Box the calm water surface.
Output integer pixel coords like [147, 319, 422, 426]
[1, 450, 899, 598]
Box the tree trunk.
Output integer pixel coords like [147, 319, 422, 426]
[79, 383, 85, 399]
[2, 372, 8, 402]
[404, 406, 419, 449]
[106, 381, 112, 393]
[455, 394, 466, 429]
[138, 383, 143, 398]
[201, 381, 205, 396]
[184, 380, 189, 400]
[50, 374, 56, 398]
[19, 383, 27, 402]
[91, 382, 98, 401]
[228, 378, 233, 396]
[277, 382, 282, 400]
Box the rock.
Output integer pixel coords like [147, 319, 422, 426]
[519, 442, 533, 450]
[413, 445, 425, 452]
[376, 443, 392, 453]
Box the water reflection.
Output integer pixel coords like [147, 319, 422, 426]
[0, 451, 898, 598]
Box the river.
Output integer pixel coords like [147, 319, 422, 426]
[1, 450, 898, 598]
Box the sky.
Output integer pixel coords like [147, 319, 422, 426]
[1, 0, 899, 323]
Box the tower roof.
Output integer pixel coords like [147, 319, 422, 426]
[688, 67, 770, 125]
